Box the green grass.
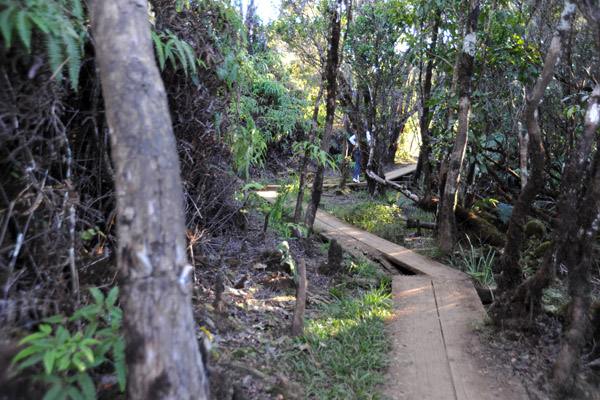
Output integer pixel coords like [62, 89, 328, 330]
[287, 286, 393, 399]
[448, 238, 496, 286]
[322, 190, 435, 248]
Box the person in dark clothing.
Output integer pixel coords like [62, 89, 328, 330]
[348, 130, 371, 183]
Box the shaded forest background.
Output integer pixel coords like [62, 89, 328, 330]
[1, 0, 600, 398]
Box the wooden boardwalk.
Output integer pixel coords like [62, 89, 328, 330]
[257, 165, 529, 400]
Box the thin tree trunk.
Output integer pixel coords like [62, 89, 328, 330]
[338, 115, 351, 188]
[416, 14, 441, 202]
[304, 0, 342, 234]
[518, 122, 529, 189]
[438, 0, 480, 255]
[495, 2, 576, 293]
[291, 258, 307, 336]
[293, 83, 324, 224]
[89, 1, 208, 399]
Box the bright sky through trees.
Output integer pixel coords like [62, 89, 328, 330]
[242, 0, 281, 22]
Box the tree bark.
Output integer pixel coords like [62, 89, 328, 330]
[293, 83, 324, 225]
[415, 14, 440, 202]
[291, 259, 307, 337]
[438, 0, 480, 255]
[495, 2, 576, 293]
[89, 1, 208, 399]
[304, 0, 342, 234]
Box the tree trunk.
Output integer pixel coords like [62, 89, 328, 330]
[293, 83, 324, 225]
[414, 14, 440, 202]
[438, 0, 480, 255]
[89, 1, 208, 399]
[494, 2, 576, 294]
[338, 115, 351, 188]
[304, 0, 342, 234]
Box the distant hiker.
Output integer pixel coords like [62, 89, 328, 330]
[349, 130, 371, 183]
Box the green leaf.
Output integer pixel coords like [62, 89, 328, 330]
[83, 322, 99, 339]
[19, 330, 51, 345]
[29, 12, 51, 34]
[151, 31, 166, 71]
[71, 304, 101, 322]
[57, 354, 71, 371]
[46, 35, 64, 83]
[16, 351, 44, 370]
[16, 10, 32, 52]
[77, 372, 96, 400]
[70, 0, 84, 21]
[78, 344, 94, 363]
[72, 355, 86, 372]
[42, 383, 64, 400]
[64, 385, 85, 400]
[39, 324, 53, 334]
[43, 349, 56, 374]
[106, 287, 119, 307]
[88, 287, 104, 305]
[13, 344, 43, 364]
[42, 315, 65, 324]
[0, 4, 17, 49]
[63, 28, 81, 89]
[113, 338, 127, 391]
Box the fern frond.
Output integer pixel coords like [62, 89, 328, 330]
[46, 35, 64, 83]
[29, 12, 52, 35]
[69, 0, 83, 22]
[16, 10, 33, 52]
[0, 4, 17, 50]
[63, 28, 81, 88]
[172, 40, 189, 76]
[151, 31, 166, 71]
[181, 40, 197, 76]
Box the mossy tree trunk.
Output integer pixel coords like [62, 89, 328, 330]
[494, 2, 576, 294]
[89, 1, 208, 399]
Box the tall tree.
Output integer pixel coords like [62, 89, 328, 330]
[438, 0, 481, 255]
[494, 1, 576, 293]
[414, 12, 441, 203]
[304, 0, 343, 233]
[89, 1, 209, 399]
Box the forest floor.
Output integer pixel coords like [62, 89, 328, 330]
[188, 162, 599, 400]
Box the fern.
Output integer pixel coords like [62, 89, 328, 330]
[0, 0, 86, 89]
[151, 28, 200, 80]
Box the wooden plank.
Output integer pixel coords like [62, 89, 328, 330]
[384, 275, 456, 400]
[385, 164, 417, 181]
[433, 279, 530, 400]
[314, 210, 465, 280]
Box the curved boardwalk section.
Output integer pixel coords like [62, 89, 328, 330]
[257, 165, 529, 399]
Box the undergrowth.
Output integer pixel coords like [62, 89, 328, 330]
[448, 237, 496, 286]
[287, 285, 392, 399]
[325, 201, 406, 244]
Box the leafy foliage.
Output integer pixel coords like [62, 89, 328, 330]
[151, 28, 203, 82]
[448, 238, 496, 287]
[13, 287, 126, 400]
[0, 0, 86, 88]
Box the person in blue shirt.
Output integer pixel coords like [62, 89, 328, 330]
[348, 130, 371, 183]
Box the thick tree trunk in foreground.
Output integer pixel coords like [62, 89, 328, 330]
[90, 1, 208, 399]
[438, 0, 480, 255]
[304, 0, 342, 234]
[494, 2, 576, 294]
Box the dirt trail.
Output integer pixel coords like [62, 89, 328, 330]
[257, 165, 530, 399]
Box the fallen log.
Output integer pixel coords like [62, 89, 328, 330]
[367, 170, 506, 246]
